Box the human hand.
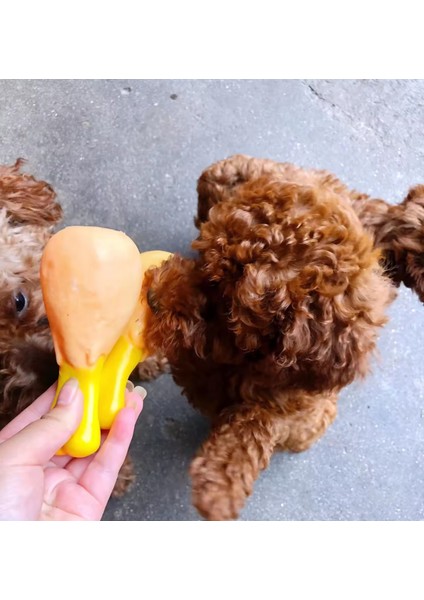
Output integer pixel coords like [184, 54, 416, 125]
[0, 379, 145, 520]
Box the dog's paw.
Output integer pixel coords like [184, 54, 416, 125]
[190, 456, 247, 521]
[137, 355, 170, 381]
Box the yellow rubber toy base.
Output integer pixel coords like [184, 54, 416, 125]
[99, 335, 146, 429]
[53, 358, 105, 458]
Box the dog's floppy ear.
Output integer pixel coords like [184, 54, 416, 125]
[0, 158, 62, 226]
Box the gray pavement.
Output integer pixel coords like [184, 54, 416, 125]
[1, 79, 423, 520]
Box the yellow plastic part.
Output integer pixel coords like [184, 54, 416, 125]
[140, 250, 173, 272]
[53, 357, 105, 457]
[99, 335, 147, 429]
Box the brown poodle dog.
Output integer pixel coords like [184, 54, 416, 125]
[143, 155, 399, 520]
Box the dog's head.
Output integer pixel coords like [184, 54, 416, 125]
[0, 160, 62, 426]
[147, 177, 394, 392]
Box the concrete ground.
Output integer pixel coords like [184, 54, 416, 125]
[1, 79, 423, 520]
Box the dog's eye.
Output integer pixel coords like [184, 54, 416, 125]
[13, 291, 28, 316]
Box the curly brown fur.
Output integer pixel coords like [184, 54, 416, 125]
[145, 155, 396, 520]
[196, 153, 424, 302]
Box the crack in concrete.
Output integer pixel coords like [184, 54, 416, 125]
[307, 83, 337, 109]
[302, 81, 411, 155]
[304, 81, 365, 129]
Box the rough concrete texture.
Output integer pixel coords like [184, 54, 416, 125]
[1, 79, 423, 520]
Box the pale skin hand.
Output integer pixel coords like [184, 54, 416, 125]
[0, 379, 145, 521]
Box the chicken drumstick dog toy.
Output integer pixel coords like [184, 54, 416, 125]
[40, 226, 171, 457]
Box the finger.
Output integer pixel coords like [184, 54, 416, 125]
[68, 389, 144, 481]
[0, 383, 58, 443]
[49, 455, 74, 469]
[50, 384, 145, 470]
[52, 387, 144, 478]
[78, 388, 145, 506]
[125, 387, 145, 418]
[0, 380, 83, 466]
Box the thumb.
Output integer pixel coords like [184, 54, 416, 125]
[0, 379, 83, 466]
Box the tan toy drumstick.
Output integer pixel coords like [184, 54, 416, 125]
[40, 226, 143, 457]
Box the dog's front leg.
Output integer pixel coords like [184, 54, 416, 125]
[190, 404, 281, 520]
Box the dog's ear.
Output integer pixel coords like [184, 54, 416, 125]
[0, 159, 62, 226]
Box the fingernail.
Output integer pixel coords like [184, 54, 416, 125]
[56, 378, 80, 406]
[126, 381, 135, 392]
[133, 386, 147, 401]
